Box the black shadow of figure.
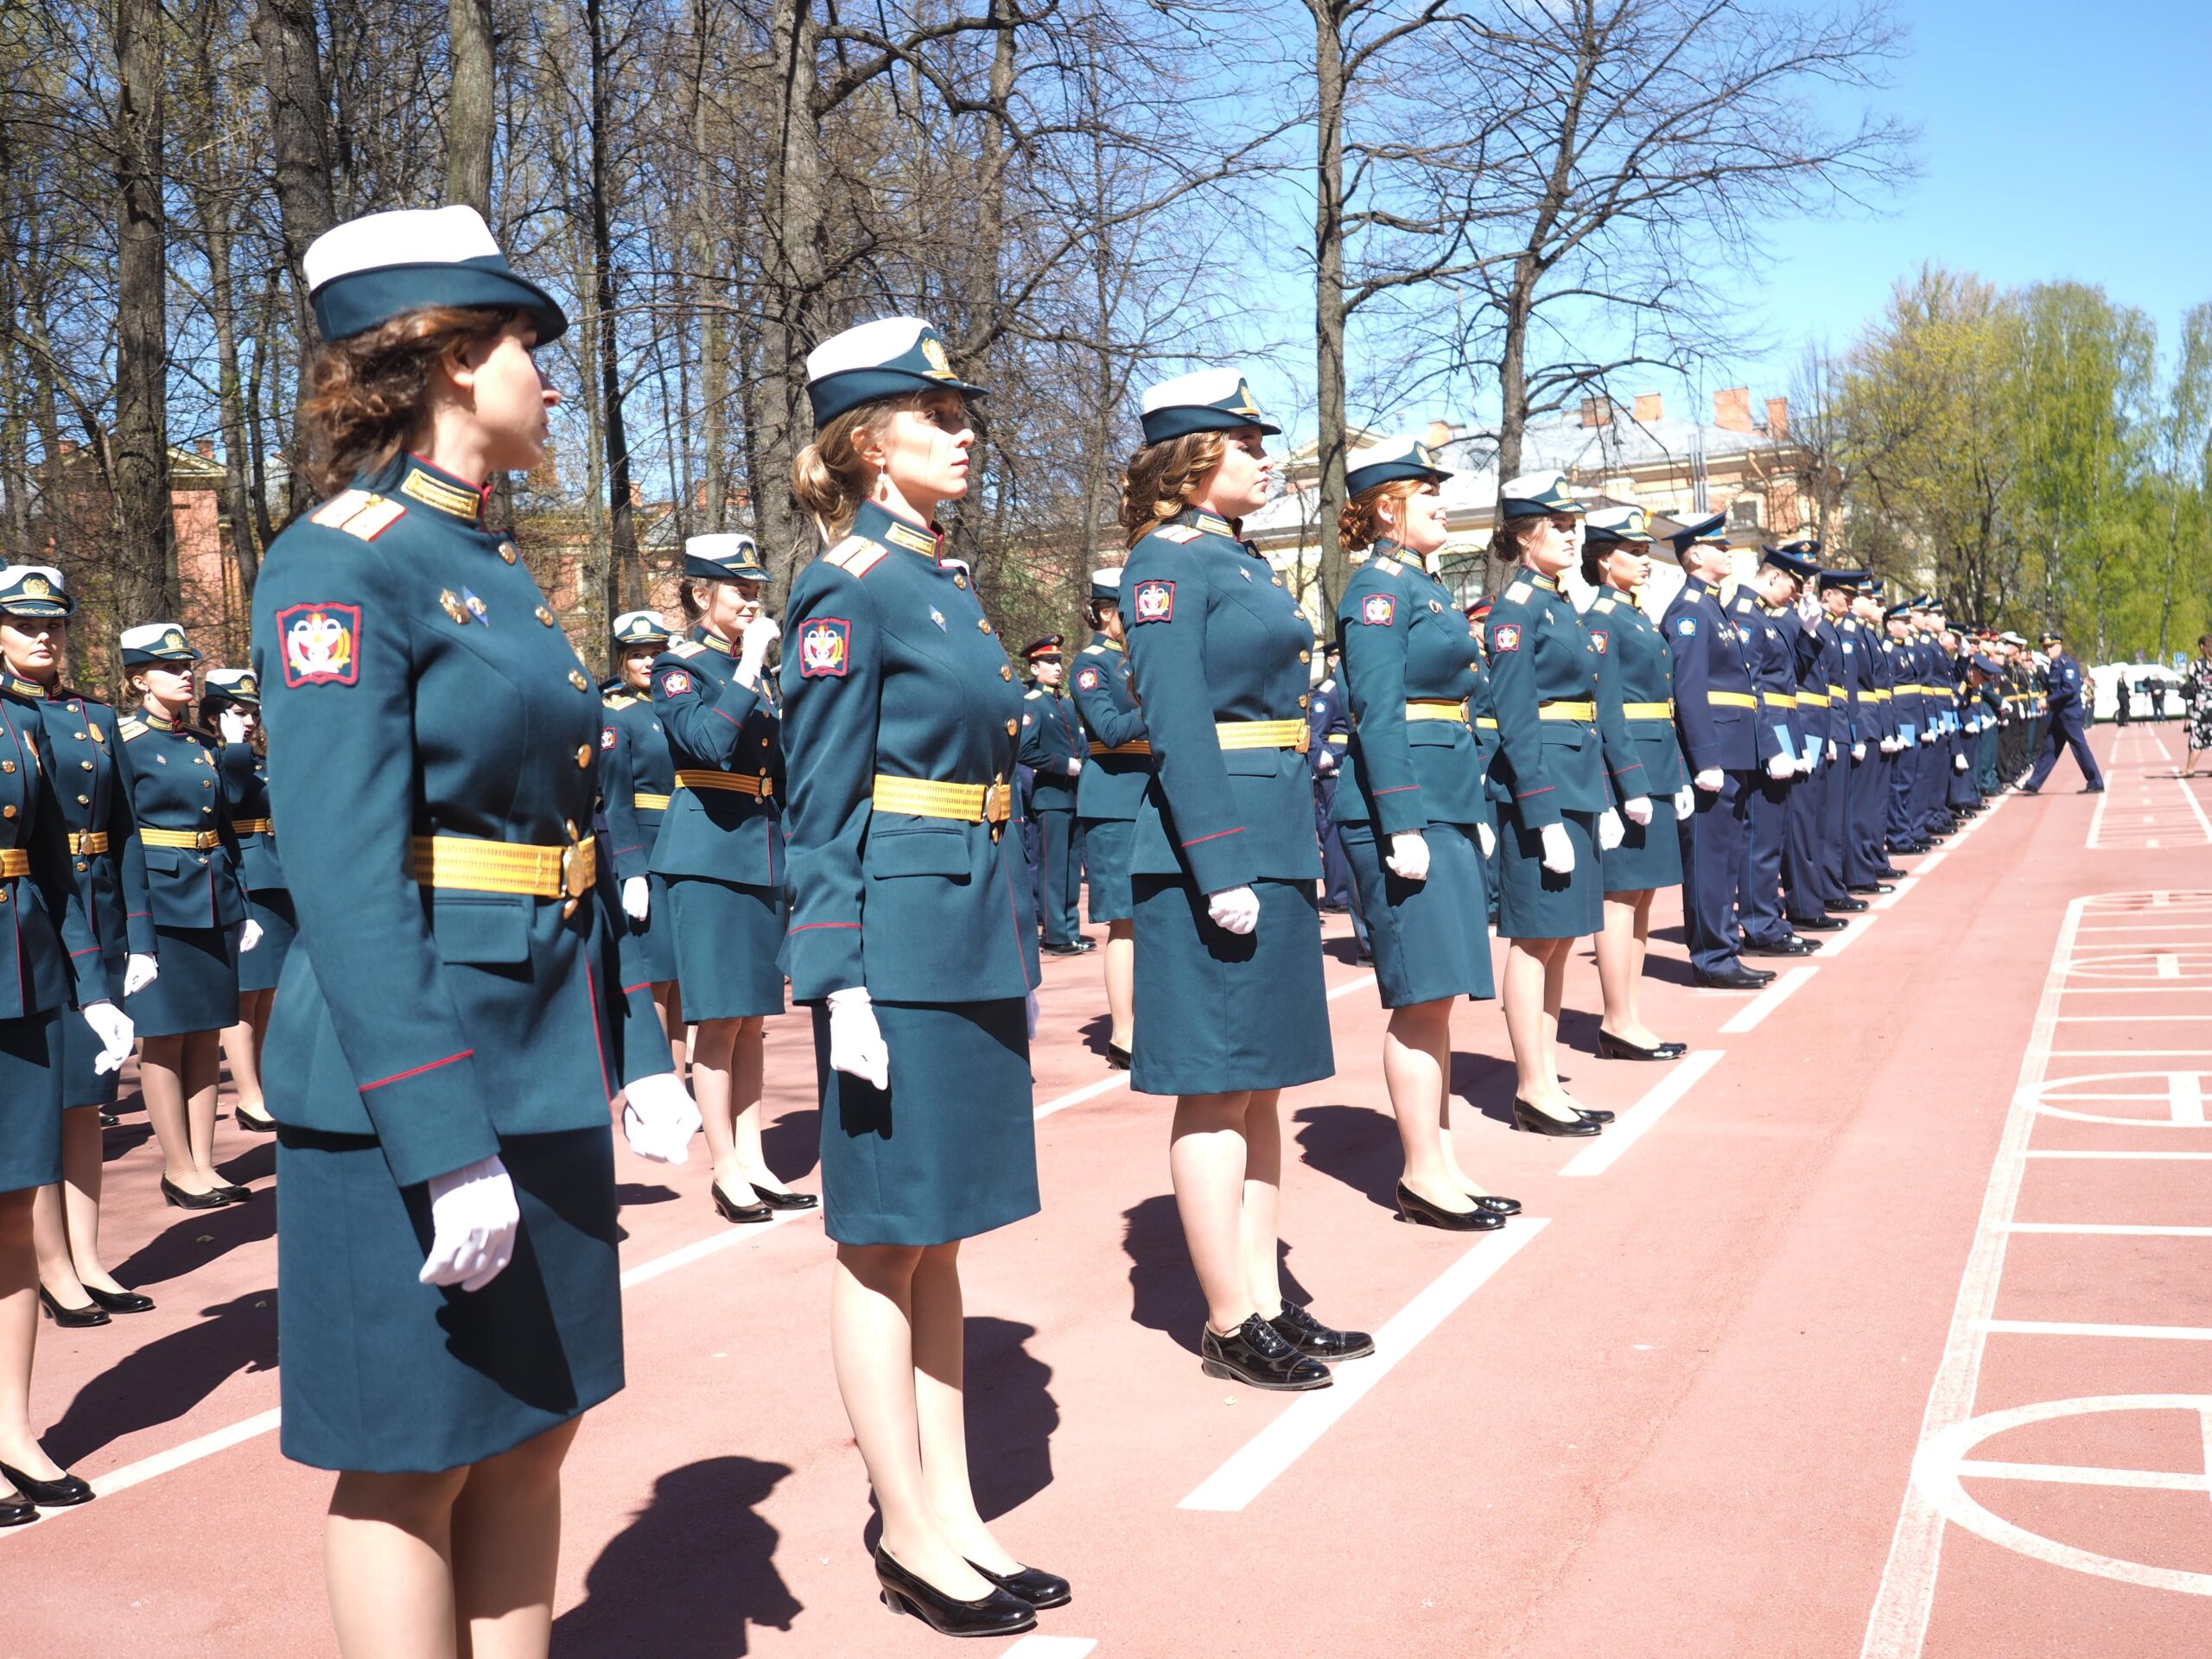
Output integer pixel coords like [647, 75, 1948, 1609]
[612, 1183, 679, 1208]
[214, 1135, 276, 1187]
[1637, 950, 1707, 988]
[1122, 1193, 1313, 1354]
[1077, 1011, 1115, 1062]
[111, 1190, 278, 1287]
[962, 1317, 1057, 1523]
[1448, 1049, 1523, 1127]
[42, 1290, 277, 1465]
[1290, 1103, 1401, 1211]
[759, 1107, 820, 1185]
[554, 1456, 801, 1658]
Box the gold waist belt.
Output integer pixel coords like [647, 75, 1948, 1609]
[1827, 683, 1847, 696]
[1764, 692, 1797, 708]
[1797, 692, 1831, 708]
[632, 791, 671, 812]
[675, 769, 772, 798]
[1474, 716, 1499, 730]
[143, 828, 220, 850]
[67, 830, 111, 855]
[232, 817, 274, 836]
[1326, 733, 1350, 745]
[1538, 701, 1595, 721]
[1215, 719, 1311, 753]
[1706, 690, 1758, 709]
[1622, 701, 1675, 720]
[0, 848, 27, 878]
[1088, 740, 1153, 756]
[407, 833, 596, 899]
[1404, 699, 1469, 721]
[871, 775, 1012, 823]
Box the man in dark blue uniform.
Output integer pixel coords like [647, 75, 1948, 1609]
[1731, 545, 1821, 956]
[1883, 601, 1928, 854]
[1663, 514, 1775, 990]
[1019, 634, 1090, 953]
[2022, 631, 2106, 793]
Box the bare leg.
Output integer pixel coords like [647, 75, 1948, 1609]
[449, 1418, 581, 1659]
[220, 988, 273, 1118]
[0, 1188, 67, 1483]
[1240, 1090, 1285, 1318]
[1628, 891, 1659, 1040]
[1168, 1091, 1256, 1332]
[1502, 938, 1578, 1119]
[1541, 940, 1575, 1109]
[1595, 890, 1662, 1047]
[1384, 1000, 1473, 1212]
[911, 1241, 1020, 1575]
[34, 1107, 115, 1303]
[690, 1017, 743, 1198]
[140, 1033, 213, 1193]
[652, 982, 683, 1076]
[725, 1018, 791, 1195]
[185, 1029, 223, 1185]
[1103, 919, 1135, 1051]
[326, 1465, 469, 1659]
[831, 1243, 992, 1599]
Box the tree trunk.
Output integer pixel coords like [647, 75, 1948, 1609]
[1310, 0, 1351, 615]
[444, 0, 496, 215]
[690, 6, 727, 532]
[251, 0, 337, 518]
[113, 0, 175, 623]
[586, 0, 640, 619]
[756, 0, 828, 577]
[205, 213, 264, 608]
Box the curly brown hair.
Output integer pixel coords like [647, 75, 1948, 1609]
[791, 391, 938, 544]
[1338, 479, 1424, 553]
[298, 305, 518, 498]
[1119, 431, 1228, 546]
[1487, 514, 1545, 565]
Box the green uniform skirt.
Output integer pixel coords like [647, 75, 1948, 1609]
[666, 874, 785, 1020]
[275, 1123, 624, 1473]
[1599, 796, 1684, 895]
[812, 997, 1039, 1247]
[620, 873, 678, 987]
[1129, 876, 1333, 1096]
[1080, 818, 1135, 923]
[60, 955, 119, 1110]
[239, 890, 296, 994]
[1496, 809, 1603, 940]
[0, 1007, 62, 1192]
[1340, 821, 1495, 1007]
[125, 923, 240, 1037]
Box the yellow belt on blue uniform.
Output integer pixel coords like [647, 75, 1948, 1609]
[872, 775, 1012, 824]
[1474, 716, 1499, 730]
[632, 791, 671, 811]
[233, 817, 274, 836]
[0, 848, 26, 879]
[1216, 718, 1311, 753]
[1622, 701, 1675, 720]
[408, 833, 596, 900]
[675, 768, 772, 798]
[143, 827, 220, 850]
[1706, 690, 1758, 709]
[1797, 692, 1830, 708]
[1538, 700, 1595, 721]
[67, 830, 111, 855]
[1404, 699, 1469, 721]
[1764, 691, 1797, 708]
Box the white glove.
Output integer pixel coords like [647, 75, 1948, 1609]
[122, 952, 159, 996]
[1025, 988, 1039, 1040]
[81, 1000, 134, 1077]
[1827, 741, 1839, 762]
[1539, 823, 1575, 874]
[1597, 808, 1624, 850]
[1954, 753, 1969, 772]
[620, 1071, 700, 1165]
[1206, 886, 1261, 936]
[1920, 729, 1936, 745]
[1765, 754, 1793, 780]
[622, 875, 651, 922]
[1621, 795, 1652, 827]
[1694, 767, 1724, 792]
[239, 918, 264, 953]
[217, 709, 251, 745]
[417, 1155, 521, 1294]
[1851, 742, 1866, 761]
[1384, 830, 1429, 882]
[1673, 785, 1695, 817]
[825, 986, 891, 1090]
[1314, 752, 1338, 777]
[736, 614, 781, 682]
[1066, 756, 1084, 777]
[1478, 821, 1497, 858]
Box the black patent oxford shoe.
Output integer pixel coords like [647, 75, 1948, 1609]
[1511, 1096, 1601, 1136]
[1694, 967, 1772, 991]
[1265, 1300, 1375, 1361]
[159, 1177, 231, 1211]
[1598, 1029, 1687, 1062]
[968, 1558, 1071, 1610]
[874, 1546, 1036, 1637]
[36, 1287, 108, 1329]
[0, 1462, 92, 1508]
[1826, 897, 1870, 913]
[1039, 940, 1086, 958]
[1877, 865, 1907, 880]
[1395, 1181, 1504, 1231]
[710, 1181, 772, 1224]
[1743, 935, 1820, 957]
[83, 1285, 155, 1315]
[1200, 1314, 1333, 1390]
[1792, 914, 1848, 931]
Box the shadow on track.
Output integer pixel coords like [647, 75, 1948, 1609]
[111, 1191, 277, 1287]
[43, 1290, 277, 1465]
[759, 1108, 820, 1185]
[1122, 1193, 1313, 1353]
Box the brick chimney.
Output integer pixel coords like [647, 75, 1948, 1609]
[196, 438, 215, 458]
[1633, 392, 1663, 423]
[1423, 419, 1452, 450]
[1713, 387, 1752, 432]
[1765, 397, 1788, 439]
[1580, 396, 1614, 428]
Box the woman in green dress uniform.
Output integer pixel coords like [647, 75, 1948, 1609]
[1, 569, 158, 1325]
[1483, 472, 1629, 1137]
[598, 610, 684, 1072]
[116, 622, 264, 1205]
[0, 682, 133, 1522]
[1068, 568, 1147, 1065]
[651, 538, 813, 1223]
[1583, 508, 1693, 1062]
[1332, 437, 1516, 1230]
[251, 204, 696, 1659]
[202, 669, 290, 1131]
[781, 316, 1055, 1638]
[1119, 369, 1369, 1392]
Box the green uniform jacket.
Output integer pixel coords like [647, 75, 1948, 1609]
[1483, 568, 1607, 827]
[1018, 681, 1084, 811]
[1586, 589, 1684, 796]
[598, 692, 675, 883]
[1069, 636, 1148, 821]
[647, 628, 784, 887]
[117, 713, 251, 930]
[0, 697, 105, 1018]
[0, 681, 153, 963]
[232, 753, 284, 893]
[1332, 546, 1490, 830]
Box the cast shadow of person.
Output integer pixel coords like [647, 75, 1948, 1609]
[42, 1289, 278, 1466]
[1122, 1193, 1313, 1355]
[554, 1455, 802, 1658]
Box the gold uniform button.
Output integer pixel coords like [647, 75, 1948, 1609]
[74, 861, 86, 873]
[569, 671, 590, 692]
[499, 542, 519, 563]
[79, 760, 92, 771]
[537, 607, 556, 626]
[955, 575, 969, 589]
[1005, 719, 1018, 735]
[1272, 576, 1284, 588]
[1298, 694, 1310, 708]
[76, 794, 88, 805]
[201, 779, 213, 788]
[1299, 651, 1310, 664]
[976, 618, 990, 632]
[1, 805, 12, 818]
[1000, 665, 1013, 681]
[575, 746, 592, 768]
[0, 761, 12, 772]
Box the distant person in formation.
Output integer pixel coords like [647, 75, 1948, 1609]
[1332, 435, 1515, 1230]
[1728, 545, 1821, 960]
[203, 669, 287, 1138]
[2021, 632, 2106, 794]
[1069, 568, 1147, 1067]
[1120, 368, 1366, 1393]
[596, 609, 685, 1071]
[779, 317, 1058, 1638]
[1017, 634, 1088, 956]
[2184, 634, 2212, 778]
[0, 568, 157, 1328]
[251, 204, 696, 1659]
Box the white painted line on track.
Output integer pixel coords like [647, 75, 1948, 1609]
[1003, 1637, 1099, 1658]
[2024, 1149, 2212, 1160]
[619, 1203, 819, 1288]
[1916, 850, 1948, 874]
[1975, 1319, 2212, 1341]
[1177, 1219, 1548, 1512]
[2004, 1223, 2212, 1236]
[2086, 783, 2112, 849]
[86, 1408, 283, 1503]
[2177, 774, 2212, 842]
[1559, 1051, 1726, 1177]
[1821, 912, 1879, 957]
[1955, 1458, 2211, 1491]
[1719, 968, 1815, 1033]
[1874, 876, 1919, 909]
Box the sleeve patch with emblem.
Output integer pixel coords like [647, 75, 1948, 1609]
[275, 602, 362, 688]
[1357, 593, 1396, 626]
[1677, 617, 1698, 636]
[798, 617, 851, 678]
[601, 726, 617, 750]
[661, 671, 693, 696]
[1491, 623, 1522, 652]
[1077, 667, 1100, 690]
[1590, 630, 1608, 654]
[1131, 579, 1175, 624]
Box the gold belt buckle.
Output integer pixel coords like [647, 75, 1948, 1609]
[560, 834, 593, 912]
[982, 781, 1004, 837]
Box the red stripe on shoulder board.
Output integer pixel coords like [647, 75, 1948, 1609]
[360, 1050, 474, 1090]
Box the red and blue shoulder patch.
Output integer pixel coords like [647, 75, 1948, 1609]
[798, 616, 852, 677]
[1491, 623, 1522, 652]
[1131, 579, 1175, 624]
[1077, 666, 1101, 690]
[275, 602, 361, 688]
[660, 670, 694, 696]
[1357, 593, 1395, 626]
[1589, 630, 1608, 654]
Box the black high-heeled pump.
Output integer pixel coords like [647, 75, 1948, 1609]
[160, 1177, 231, 1211]
[1105, 1040, 1132, 1071]
[1395, 1182, 1503, 1231]
[710, 1180, 772, 1224]
[233, 1106, 276, 1132]
[1467, 1192, 1522, 1216]
[1575, 1107, 1616, 1124]
[0, 1461, 92, 1508]
[747, 1185, 818, 1211]
[967, 1557, 1071, 1610]
[1598, 1030, 1688, 1062]
[36, 1287, 109, 1329]
[84, 1284, 155, 1315]
[1510, 1097, 1600, 1137]
[874, 1546, 1036, 1637]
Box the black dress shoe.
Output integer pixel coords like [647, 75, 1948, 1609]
[1598, 1029, 1688, 1061]
[1511, 1096, 1601, 1136]
[159, 1177, 230, 1211]
[212, 1182, 254, 1202]
[1744, 935, 1820, 956]
[1845, 882, 1891, 895]
[83, 1285, 155, 1315]
[233, 1107, 276, 1132]
[0, 1462, 92, 1508]
[37, 1287, 109, 1329]
[0, 1491, 33, 1528]
[1792, 915, 1848, 931]
[1266, 1300, 1375, 1360]
[2082, 784, 2105, 793]
[1877, 866, 1907, 880]
[98, 1109, 118, 1128]
[1395, 1181, 1504, 1231]
[1199, 1314, 1332, 1390]
[1471, 1192, 1522, 1215]
[710, 1180, 772, 1224]
[1105, 1041, 1131, 1071]
[2018, 786, 2039, 796]
[874, 1546, 1036, 1637]
[1694, 967, 1772, 990]
[968, 1558, 1071, 1610]
[1039, 940, 1086, 957]
[1827, 897, 1870, 913]
[747, 1185, 819, 1211]
[1071, 936, 1096, 953]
